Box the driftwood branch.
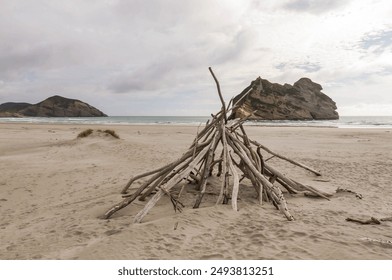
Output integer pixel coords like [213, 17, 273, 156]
[346, 216, 392, 225]
[209, 67, 227, 123]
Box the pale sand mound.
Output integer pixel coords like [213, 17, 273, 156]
[0, 124, 391, 259]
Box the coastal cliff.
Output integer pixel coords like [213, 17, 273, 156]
[0, 95, 107, 117]
[231, 77, 338, 120]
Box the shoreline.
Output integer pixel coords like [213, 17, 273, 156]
[1, 123, 392, 259]
[2, 115, 392, 129]
[2, 120, 392, 130]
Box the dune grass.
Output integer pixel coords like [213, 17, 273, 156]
[77, 128, 120, 139]
[99, 129, 120, 139]
[77, 129, 93, 138]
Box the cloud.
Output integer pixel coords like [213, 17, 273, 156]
[282, 0, 350, 14]
[107, 63, 177, 93]
[275, 62, 321, 73]
[359, 29, 392, 54]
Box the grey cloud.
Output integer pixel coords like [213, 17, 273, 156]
[275, 63, 287, 71]
[295, 62, 321, 72]
[108, 63, 175, 93]
[359, 29, 392, 54]
[107, 25, 256, 94]
[0, 46, 49, 78]
[208, 29, 256, 64]
[275, 61, 321, 73]
[107, 52, 203, 94]
[283, 0, 350, 14]
[0, 43, 87, 80]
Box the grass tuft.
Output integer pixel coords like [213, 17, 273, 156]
[77, 129, 93, 138]
[77, 128, 120, 139]
[103, 129, 120, 139]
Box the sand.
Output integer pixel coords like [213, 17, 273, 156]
[0, 123, 391, 260]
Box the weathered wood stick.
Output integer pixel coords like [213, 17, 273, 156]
[239, 125, 260, 170]
[359, 237, 392, 247]
[192, 163, 211, 208]
[229, 79, 260, 113]
[216, 149, 224, 177]
[230, 132, 258, 167]
[222, 133, 231, 204]
[188, 111, 221, 149]
[228, 151, 240, 211]
[122, 162, 177, 197]
[198, 121, 217, 144]
[291, 178, 331, 200]
[121, 165, 169, 194]
[232, 155, 260, 197]
[216, 121, 229, 205]
[226, 97, 234, 112]
[209, 67, 227, 123]
[346, 217, 381, 225]
[335, 188, 363, 199]
[138, 156, 194, 201]
[208, 158, 219, 176]
[135, 169, 173, 200]
[256, 146, 265, 174]
[275, 177, 298, 194]
[193, 132, 219, 208]
[346, 216, 392, 224]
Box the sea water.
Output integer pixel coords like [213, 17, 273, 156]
[1, 116, 392, 128]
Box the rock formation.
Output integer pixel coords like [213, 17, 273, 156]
[0, 95, 107, 117]
[231, 77, 338, 120]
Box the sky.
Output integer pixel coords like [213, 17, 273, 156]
[0, 0, 391, 116]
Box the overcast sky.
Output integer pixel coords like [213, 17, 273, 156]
[1, 0, 391, 116]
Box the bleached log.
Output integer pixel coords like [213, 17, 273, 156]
[228, 151, 240, 211]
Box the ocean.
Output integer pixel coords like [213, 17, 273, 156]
[1, 116, 392, 128]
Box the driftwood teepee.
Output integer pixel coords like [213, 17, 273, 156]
[102, 68, 329, 223]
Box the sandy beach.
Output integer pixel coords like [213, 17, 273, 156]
[1, 123, 391, 259]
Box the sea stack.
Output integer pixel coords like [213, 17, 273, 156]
[231, 77, 339, 120]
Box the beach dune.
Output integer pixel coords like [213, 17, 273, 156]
[0, 123, 391, 259]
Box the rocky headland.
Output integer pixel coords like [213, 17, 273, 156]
[0, 95, 107, 117]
